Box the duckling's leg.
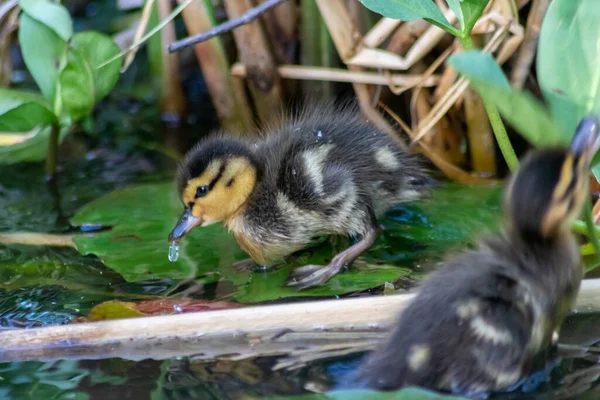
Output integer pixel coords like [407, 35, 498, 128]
[286, 228, 378, 290]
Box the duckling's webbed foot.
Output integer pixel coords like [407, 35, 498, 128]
[286, 228, 378, 290]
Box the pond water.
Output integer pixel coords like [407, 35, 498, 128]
[1, 153, 600, 400]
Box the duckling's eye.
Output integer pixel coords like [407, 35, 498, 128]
[196, 185, 209, 198]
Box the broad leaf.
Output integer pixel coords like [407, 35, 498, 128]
[448, 51, 566, 146]
[71, 182, 502, 303]
[358, 0, 459, 36]
[0, 89, 56, 131]
[0, 125, 68, 164]
[18, 0, 73, 41]
[18, 13, 67, 104]
[538, 0, 600, 135]
[446, 0, 489, 35]
[59, 50, 95, 121]
[72, 32, 121, 101]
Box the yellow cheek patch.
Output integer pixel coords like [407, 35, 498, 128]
[181, 160, 223, 205]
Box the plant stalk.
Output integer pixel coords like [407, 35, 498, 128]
[45, 123, 60, 180]
[459, 35, 519, 172]
[584, 198, 600, 255]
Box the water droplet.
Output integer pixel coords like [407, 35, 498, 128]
[168, 241, 180, 262]
[291, 169, 297, 175]
[316, 130, 323, 138]
[174, 304, 183, 313]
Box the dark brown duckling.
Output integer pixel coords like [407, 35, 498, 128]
[343, 116, 600, 396]
[168, 102, 433, 289]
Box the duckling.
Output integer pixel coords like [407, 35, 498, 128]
[168, 102, 432, 289]
[343, 116, 600, 396]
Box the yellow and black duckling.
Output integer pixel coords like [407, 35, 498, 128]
[343, 116, 600, 396]
[168, 102, 432, 289]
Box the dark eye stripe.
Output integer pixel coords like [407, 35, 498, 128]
[208, 161, 227, 190]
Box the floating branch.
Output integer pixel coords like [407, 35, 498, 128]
[2, 279, 600, 364]
[168, 0, 289, 53]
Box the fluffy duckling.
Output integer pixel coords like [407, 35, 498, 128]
[168, 102, 432, 289]
[343, 116, 600, 396]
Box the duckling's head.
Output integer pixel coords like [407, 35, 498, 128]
[506, 116, 600, 239]
[168, 138, 260, 242]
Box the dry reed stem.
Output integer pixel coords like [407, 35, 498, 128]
[465, 87, 497, 176]
[230, 64, 440, 87]
[0, 0, 18, 87]
[257, 0, 297, 64]
[121, 0, 156, 72]
[180, 0, 253, 131]
[510, 0, 549, 89]
[380, 103, 495, 185]
[411, 20, 513, 145]
[157, 0, 186, 119]
[362, 18, 401, 48]
[223, 0, 284, 123]
[0, 232, 75, 248]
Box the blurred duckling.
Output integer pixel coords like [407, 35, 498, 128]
[343, 116, 600, 396]
[168, 102, 432, 289]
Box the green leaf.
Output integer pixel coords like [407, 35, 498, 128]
[358, 0, 459, 36]
[18, 13, 67, 104]
[0, 89, 56, 131]
[71, 182, 247, 283]
[18, 0, 73, 41]
[59, 50, 95, 121]
[446, 0, 490, 35]
[0, 125, 68, 164]
[448, 50, 567, 146]
[71, 32, 121, 101]
[537, 0, 600, 135]
[70, 182, 502, 303]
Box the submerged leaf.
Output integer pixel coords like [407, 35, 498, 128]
[87, 300, 145, 321]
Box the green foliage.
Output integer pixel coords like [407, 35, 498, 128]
[70, 182, 502, 302]
[71, 32, 121, 101]
[447, 51, 565, 146]
[60, 50, 95, 122]
[449, 0, 600, 151]
[18, 0, 73, 41]
[1, 1, 121, 164]
[0, 90, 56, 131]
[18, 13, 67, 104]
[358, 0, 459, 35]
[446, 0, 489, 37]
[537, 0, 600, 136]
[358, 0, 489, 38]
[0, 126, 69, 165]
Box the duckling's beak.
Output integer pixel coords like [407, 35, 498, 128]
[168, 209, 203, 242]
[571, 115, 600, 163]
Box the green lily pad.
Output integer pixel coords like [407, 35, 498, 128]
[71, 182, 503, 303]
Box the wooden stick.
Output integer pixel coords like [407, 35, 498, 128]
[168, 0, 289, 52]
[3, 279, 600, 364]
[230, 64, 440, 87]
